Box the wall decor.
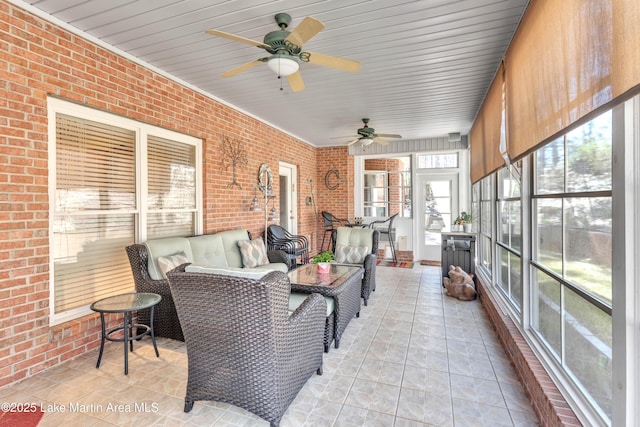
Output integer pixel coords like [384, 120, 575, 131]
[255, 164, 275, 242]
[220, 136, 248, 188]
[325, 169, 340, 190]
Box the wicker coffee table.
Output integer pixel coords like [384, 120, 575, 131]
[288, 263, 363, 349]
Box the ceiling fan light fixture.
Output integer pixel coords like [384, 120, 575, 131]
[267, 55, 299, 77]
[360, 137, 374, 145]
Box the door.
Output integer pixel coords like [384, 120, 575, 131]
[416, 174, 458, 261]
[279, 162, 298, 234]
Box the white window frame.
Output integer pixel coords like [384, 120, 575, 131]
[47, 97, 202, 325]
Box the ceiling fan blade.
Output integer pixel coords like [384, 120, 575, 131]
[287, 71, 305, 92]
[373, 137, 391, 145]
[306, 52, 360, 72]
[330, 135, 358, 139]
[376, 133, 402, 138]
[285, 17, 324, 48]
[221, 59, 264, 77]
[345, 138, 360, 146]
[205, 29, 269, 48]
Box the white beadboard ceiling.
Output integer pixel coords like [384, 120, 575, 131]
[17, 0, 529, 148]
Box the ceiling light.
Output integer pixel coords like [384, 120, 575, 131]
[267, 55, 299, 77]
[360, 138, 374, 145]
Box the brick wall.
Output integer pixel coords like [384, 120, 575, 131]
[0, 1, 324, 387]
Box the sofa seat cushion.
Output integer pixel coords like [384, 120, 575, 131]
[254, 263, 288, 273]
[238, 237, 270, 268]
[184, 264, 273, 280]
[145, 237, 194, 280]
[288, 292, 334, 317]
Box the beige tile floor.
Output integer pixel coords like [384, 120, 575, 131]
[2, 265, 539, 426]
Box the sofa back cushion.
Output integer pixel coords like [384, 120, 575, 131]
[187, 229, 250, 268]
[145, 237, 194, 280]
[335, 227, 375, 253]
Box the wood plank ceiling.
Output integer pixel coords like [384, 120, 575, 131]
[18, 0, 530, 147]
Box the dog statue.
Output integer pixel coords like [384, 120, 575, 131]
[442, 265, 477, 301]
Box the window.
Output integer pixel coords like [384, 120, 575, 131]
[496, 162, 522, 312]
[49, 98, 202, 325]
[363, 156, 411, 218]
[531, 111, 612, 419]
[476, 174, 494, 278]
[417, 153, 458, 169]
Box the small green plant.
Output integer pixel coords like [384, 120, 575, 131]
[313, 250, 334, 263]
[454, 211, 472, 225]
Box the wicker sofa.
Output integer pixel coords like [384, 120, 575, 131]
[125, 229, 290, 341]
[167, 266, 326, 426]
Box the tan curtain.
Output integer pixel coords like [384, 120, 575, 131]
[470, 0, 640, 181]
[470, 63, 505, 183]
[506, 0, 640, 160]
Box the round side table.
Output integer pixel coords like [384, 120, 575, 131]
[90, 292, 161, 375]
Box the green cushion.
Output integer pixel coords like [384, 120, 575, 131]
[184, 264, 271, 280]
[288, 292, 334, 317]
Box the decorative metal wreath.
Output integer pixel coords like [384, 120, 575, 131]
[325, 169, 340, 190]
[257, 163, 273, 194]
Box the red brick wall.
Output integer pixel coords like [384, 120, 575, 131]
[314, 147, 354, 251]
[0, 1, 325, 387]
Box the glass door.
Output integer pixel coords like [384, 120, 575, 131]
[416, 174, 458, 261]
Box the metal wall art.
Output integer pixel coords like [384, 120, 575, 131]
[220, 136, 248, 189]
[325, 169, 340, 190]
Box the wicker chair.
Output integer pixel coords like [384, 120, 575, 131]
[331, 227, 379, 306]
[267, 224, 310, 269]
[125, 244, 185, 341]
[166, 266, 326, 427]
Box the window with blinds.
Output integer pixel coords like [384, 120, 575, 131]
[147, 135, 196, 239]
[54, 114, 136, 315]
[50, 100, 201, 324]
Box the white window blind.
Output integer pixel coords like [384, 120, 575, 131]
[147, 135, 196, 239]
[53, 114, 136, 314]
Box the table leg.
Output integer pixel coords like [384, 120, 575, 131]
[96, 312, 106, 369]
[123, 311, 130, 375]
[149, 306, 159, 358]
[128, 313, 134, 352]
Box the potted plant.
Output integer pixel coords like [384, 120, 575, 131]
[453, 212, 473, 232]
[312, 250, 334, 273]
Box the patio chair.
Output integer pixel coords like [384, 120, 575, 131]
[331, 226, 379, 306]
[267, 224, 309, 269]
[125, 244, 184, 341]
[166, 266, 326, 427]
[320, 211, 346, 252]
[368, 213, 399, 264]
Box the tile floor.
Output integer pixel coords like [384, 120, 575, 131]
[3, 265, 540, 426]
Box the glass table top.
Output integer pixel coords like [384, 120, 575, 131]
[90, 292, 161, 313]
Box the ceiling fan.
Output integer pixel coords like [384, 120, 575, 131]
[333, 118, 402, 146]
[205, 13, 360, 92]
